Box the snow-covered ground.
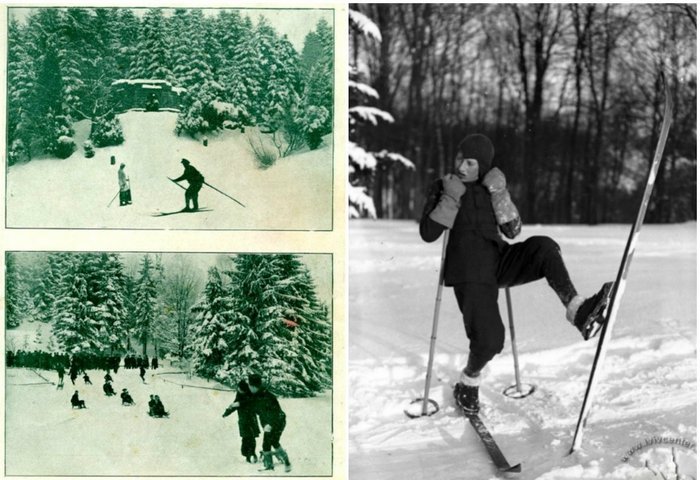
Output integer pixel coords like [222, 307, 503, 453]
[6, 366, 332, 476]
[7, 111, 333, 230]
[349, 220, 696, 479]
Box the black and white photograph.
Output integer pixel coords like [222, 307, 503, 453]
[349, 4, 696, 479]
[6, 6, 336, 231]
[5, 250, 334, 476]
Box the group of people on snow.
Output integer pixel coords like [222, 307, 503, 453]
[116, 158, 205, 212]
[223, 374, 291, 472]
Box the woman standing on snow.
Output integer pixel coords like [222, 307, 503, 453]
[419, 133, 612, 417]
[222, 380, 261, 464]
[118, 163, 132, 206]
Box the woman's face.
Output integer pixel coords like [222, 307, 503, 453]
[455, 153, 479, 182]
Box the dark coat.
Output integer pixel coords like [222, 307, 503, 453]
[420, 179, 506, 286]
[225, 392, 261, 439]
[252, 389, 286, 431]
[174, 165, 204, 185]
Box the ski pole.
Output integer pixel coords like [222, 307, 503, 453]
[107, 191, 119, 207]
[506, 288, 522, 392]
[405, 229, 450, 419]
[168, 178, 187, 190]
[502, 288, 535, 399]
[203, 181, 246, 208]
[421, 229, 449, 414]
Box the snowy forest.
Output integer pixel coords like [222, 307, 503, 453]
[349, 4, 696, 224]
[5, 252, 332, 398]
[7, 7, 333, 165]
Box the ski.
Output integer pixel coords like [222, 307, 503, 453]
[152, 208, 212, 217]
[570, 75, 673, 453]
[467, 414, 522, 473]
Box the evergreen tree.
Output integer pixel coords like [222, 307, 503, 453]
[189, 267, 235, 379]
[133, 254, 160, 356]
[7, 19, 36, 164]
[34, 252, 74, 324]
[223, 254, 332, 397]
[6, 254, 34, 328]
[129, 9, 172, 80]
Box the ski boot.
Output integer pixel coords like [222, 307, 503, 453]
[568, 282, 614, 340]
[454, 382, 479, 416]
[273, 447, 292, 473]
[260, 451, 274, 471]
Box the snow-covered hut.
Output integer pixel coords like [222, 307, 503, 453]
[110, 79, 186, 112]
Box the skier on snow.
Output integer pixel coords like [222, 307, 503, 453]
[248, 374, 292, 472]
[222, 380, 261, 464]
[419, 133, 612, 416]
[170, 158, 204, 212]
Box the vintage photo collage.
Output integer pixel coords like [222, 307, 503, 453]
[2, 3, 345, 478]
[3, 2, 698, 480]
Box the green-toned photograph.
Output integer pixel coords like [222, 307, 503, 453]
[5, 251, 333, 476]
[6, 7, 335, 230]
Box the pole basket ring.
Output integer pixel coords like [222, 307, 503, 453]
[503, 383, 536, 399]
[404, 398, 440, 419]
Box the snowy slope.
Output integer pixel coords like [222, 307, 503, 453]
[7, 112, 333, 230]
[349, 220, 696, 480]
[6, 367, 332, 476]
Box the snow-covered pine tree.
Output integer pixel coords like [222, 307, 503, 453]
[224, 254, 331, 397]
[219, 12, 263, 127]
[52, 257, 104, 355]
[299, 18, 334, 150]
[89, 253, 128, 354]
[129, 9, 173, 81]
[34, 252, 75, 324]
[349, 9, 415, 218]
[7, 18, 36, 164]
[5, 253, 34, 328]
[188, 267, 235, 379]
[114, 9, 141, 79]
[133, 254, 160, 356]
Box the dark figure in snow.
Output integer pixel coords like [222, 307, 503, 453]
[118, 163, 132, 206]
[56, 365, 65, 390]
[419, 133, 612, 417]
[71, 391, 86, 409]
[104, 371, 113, 383]
[148, 395, 168, 418]
[121, 388, 135, 406]
[223, 380, 261, 464]
[82, 372, 92, 385]
[151, 357, 158, 370]
[145, 92, 159, 112]
[69, 367, 78, 385]
[248, 374, 291, 472]
[103, 381, 116, 396]
[170, 158, 204, 212]
[139, 365, 146, 383]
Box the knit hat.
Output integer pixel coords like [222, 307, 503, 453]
[457, 134, 494, 178]
[248, 374, 262, 388]
[181, 158, 190, 165]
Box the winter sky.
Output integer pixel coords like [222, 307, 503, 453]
[8, 5, 334, 53]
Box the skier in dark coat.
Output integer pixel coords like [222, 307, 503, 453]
[170, 158, 204, 212]
[71, 390, 86, 409]
[223, 380, 261, 463]
[56, 365, 65, 390]
[420, 133, 612, 416]
[82, 372, 92, 385]
[248, 374, 291, 472]
[139, 365, 146, 383]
